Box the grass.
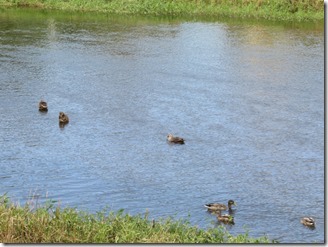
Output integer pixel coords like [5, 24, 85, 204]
[0, 194, 275, 243]
[0, 0, 324, 22]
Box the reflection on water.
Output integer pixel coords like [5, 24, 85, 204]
[0, 9, 324, 243]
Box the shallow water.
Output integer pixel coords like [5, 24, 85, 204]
[0, 9, 324, 243]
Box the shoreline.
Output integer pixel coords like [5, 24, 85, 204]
[0, 195, 274, 243]
[0, 0, 324, 22]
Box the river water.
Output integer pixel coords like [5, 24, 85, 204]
[0, 9, 324, 243]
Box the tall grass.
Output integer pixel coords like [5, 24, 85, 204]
[0, 0, 324, 21]
[0, 194, 274, 243]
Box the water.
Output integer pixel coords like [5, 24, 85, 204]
[0, 9, 324, 243]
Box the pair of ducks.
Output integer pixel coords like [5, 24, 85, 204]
[39, 100, 69, 124]
[205, 200, 236, 224]
[205, 199, 316, 227]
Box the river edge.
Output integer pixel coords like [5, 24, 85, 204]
[0, 194, 275, 243]
[0, 0, 324, 22]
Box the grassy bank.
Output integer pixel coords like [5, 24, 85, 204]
[0, 195, 274, 243]
[0, 0, 324, 22]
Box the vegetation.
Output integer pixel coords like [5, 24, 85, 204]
[0, 0, 324, 22]
[0, 194, 274, 243]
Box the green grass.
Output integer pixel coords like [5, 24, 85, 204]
[0, 0, 324, 22]
[0, 194, 275, 243]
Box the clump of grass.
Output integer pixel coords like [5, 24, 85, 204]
[0, 0, 324, 22]
[0, 194, 274, 243]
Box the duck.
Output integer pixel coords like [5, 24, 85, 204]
[59, 112, 69, 124]
[167, 133, 185, 144]
[204, 200, 236, 212]
[38, 100, 48, 112]
[301, 217, 315, 227]
[216, 211, 234, 224]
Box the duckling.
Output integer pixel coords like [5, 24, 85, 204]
[59, 112, 69, 124]
[167, 133, 185, 144]
[38, 100, 48, 112]
[216, 211, 234, 224]
[301, 217, 315, 227]
[204, 200, 236, 212]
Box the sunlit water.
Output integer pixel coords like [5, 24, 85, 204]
[0, 9, 324, 243]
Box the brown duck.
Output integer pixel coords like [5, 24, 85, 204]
[167, 134, 185, 144]
[204, 200, 237, 212]
[59, 112, 69, 124]
[301, 217, 315, 227]
[216, 210, 234, 224]
[39, 100, 48, 112]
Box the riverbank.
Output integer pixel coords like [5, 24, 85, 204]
[0, 0, 324, 22]
[0, 195, 273, 243]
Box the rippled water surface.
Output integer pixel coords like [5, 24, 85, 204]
[0, 9, 324, 243]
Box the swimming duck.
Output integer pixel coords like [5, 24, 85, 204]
[39, 100, 48, 112]
[216, 211, 234, 224]
[301, 217, 315, 227]
[59, 112, 69, 124]
[167, 133, 185, 144]
[204, 200, 236, 212]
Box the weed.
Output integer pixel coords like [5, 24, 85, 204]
[0, 194, 274, 243]
[0, 0, 323, 21]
